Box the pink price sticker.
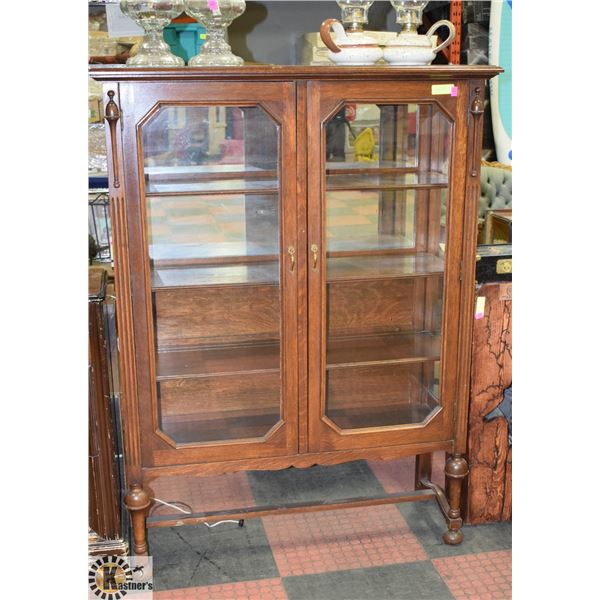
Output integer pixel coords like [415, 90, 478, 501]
[450, 85, 458, 97]
[208, 0, 219, 12]
[474, 296, 486, 320]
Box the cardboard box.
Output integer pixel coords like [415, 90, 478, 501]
[89, 98, 103, 124]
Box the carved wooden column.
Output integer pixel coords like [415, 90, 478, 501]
[444, 454, 469, 544]
[465, 282, 512, 523]
[125, 484, 152, 555]
[449, 1, 462, 64]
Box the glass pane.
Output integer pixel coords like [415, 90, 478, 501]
[142, 105, 282, 444]
[327, 189, 416, 252]
[324, 102, 451, 429]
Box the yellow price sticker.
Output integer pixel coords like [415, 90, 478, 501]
[431, 84, 458, 96]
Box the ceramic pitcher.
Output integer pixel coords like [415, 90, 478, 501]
[383, 19, 455, 66]
[320, 18, 383, 66]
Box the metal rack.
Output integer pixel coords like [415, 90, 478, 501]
[89, 188, 112, 263]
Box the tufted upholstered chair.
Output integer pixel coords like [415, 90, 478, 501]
[479, 165, 512, 217]
[440, 164, 512, 242]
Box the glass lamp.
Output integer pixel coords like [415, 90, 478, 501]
[336, 0, 374, 32]
[185, 0, 246, 66]
[120, 0, 185, 66]
[390, 1, 429, 33]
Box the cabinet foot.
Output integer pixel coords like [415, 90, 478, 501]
[418, 454, 469, 546]
[442, 528, 464, 545]
[125, 484, 152, 555]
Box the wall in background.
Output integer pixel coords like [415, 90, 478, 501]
[228, 1, 398, 64]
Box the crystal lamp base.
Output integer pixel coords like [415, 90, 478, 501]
[126, 33, 184, 67]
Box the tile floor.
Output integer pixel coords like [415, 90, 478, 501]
[147, 455, 511, 600]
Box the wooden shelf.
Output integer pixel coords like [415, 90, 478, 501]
[326, 162, 417, 171]
[327, 233, 414, 253]
[151, 254, 442, 289]
[152, 261, 279, 289]
[146, 179, 279, 196]
[327, 253, 444, 282]
[161, 411, 280, 445]
[156, 331, 437, 380]
[145, 164, 278, 196]
[150, 242, 279, 263]
[327, 402, 437, 430]
[327, 332, 440, 370]
[326, 171, 447, 191]
[156, 342, 280, 380]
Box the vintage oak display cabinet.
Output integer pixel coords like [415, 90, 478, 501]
[90, 65, 501, 555]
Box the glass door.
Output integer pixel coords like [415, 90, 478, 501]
[308, 82, 460, 452]
[126, 82, 298, 464]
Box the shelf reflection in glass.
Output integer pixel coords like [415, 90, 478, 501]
[326, 171, 448, 191]
[147, 193, 279, 266]
[325, 103, 420, 167]
[327, 189, 416, 252]
[143, 105, 278, 195]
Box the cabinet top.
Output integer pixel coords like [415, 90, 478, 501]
[89, 64, 502, 83]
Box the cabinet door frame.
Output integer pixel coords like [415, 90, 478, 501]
[116, 80, 300, 468]
[306, 79, 471, 453]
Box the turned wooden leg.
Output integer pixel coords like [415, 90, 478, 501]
[414, 453, 432, 489]
[125, 484, 151, 555]
[443, 455, 469, 545]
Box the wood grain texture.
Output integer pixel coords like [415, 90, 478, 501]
[143, 439, 454, 480]
[154, 286, 280, 348]
[466, 282, 512, 524]
[327, 279, 416, 336]
[90, 65, 503, 83]
[107, 177, 144, 481]
[451, 80, 484, 455]
[296, 80, 309, 455]
[158, 371, 280, 418]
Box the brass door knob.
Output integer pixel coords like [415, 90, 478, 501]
[287, 246, 296, 272]
[311, 244, 319, 270]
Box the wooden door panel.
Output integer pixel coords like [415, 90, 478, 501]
[307, 80, 468, 452]
[118, 80, 300, 467]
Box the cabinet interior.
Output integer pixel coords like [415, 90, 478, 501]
[139, 100, 450, 445]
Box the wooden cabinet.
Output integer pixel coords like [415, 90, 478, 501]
[90, 65, 501, 555]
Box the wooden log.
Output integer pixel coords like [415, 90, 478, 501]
[465, 282, 512, 524]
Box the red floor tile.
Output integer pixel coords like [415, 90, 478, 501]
[368, 453, 446, 493]
[147, 472, 255, 517]
[432, 550, 512, 600]
[367, 457, 415, 492]
[263, 505, 427, 576]
[154, 578, 287, 600]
